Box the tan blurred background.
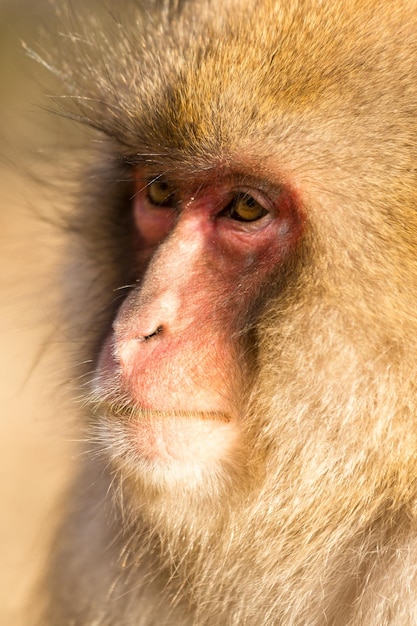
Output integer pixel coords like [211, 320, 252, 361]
[0, 2, 79, 624]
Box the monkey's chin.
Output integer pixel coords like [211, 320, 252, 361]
[94, 403, 243, 490]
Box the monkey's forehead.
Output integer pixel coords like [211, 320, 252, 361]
[48, 0, 417, 170]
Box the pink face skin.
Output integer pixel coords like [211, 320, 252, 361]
[95, 171, 302, 473]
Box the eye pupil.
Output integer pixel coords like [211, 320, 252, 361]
[244, 196, 257, 208]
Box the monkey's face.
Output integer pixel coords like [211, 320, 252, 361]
[92, 168, 302, 490]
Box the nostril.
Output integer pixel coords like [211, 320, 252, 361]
[115, 326, 164, 368]
[141, 325, 163, 342]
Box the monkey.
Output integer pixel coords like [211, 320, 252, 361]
[33, 0, 417, 624]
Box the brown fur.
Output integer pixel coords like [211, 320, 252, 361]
[35, 1, 417, 624]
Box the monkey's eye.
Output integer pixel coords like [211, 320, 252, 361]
[146, 180, 177, 208]
[224, 193, 268, 222]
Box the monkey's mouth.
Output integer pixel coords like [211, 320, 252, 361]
[94, 400, 233, 423]
[91, 399, 240, 471]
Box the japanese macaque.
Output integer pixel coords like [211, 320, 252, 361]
[35, 0, 417, 624]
